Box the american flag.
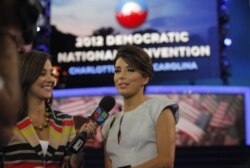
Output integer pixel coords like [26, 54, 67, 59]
[179, 101, 202, 123]
[209, 101, 234, 128]
[200, 95, 218, 114]
[53, 97, 101, 117]
[176, 118, 204, 142]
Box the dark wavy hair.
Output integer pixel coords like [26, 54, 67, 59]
[114, 45, 154, 80]
[18, 50, 53, 120]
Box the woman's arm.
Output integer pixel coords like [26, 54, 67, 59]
[103, 140, 112, 168]
[61, 120, 97, 168]
[134, 108, 176, 168]
[69, 152, 85, 168]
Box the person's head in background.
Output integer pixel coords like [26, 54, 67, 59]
[114, 45, 153, 99]
[0, 0, 23, 48]
[18, 50, 55, 119]
[0, 0, 41, 52]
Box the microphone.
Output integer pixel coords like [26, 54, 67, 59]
[68, 96, 115, 154]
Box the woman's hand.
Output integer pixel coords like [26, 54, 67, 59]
[79, 120, 98, 139]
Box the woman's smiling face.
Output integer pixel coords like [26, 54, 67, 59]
[28, 59, 55, 100]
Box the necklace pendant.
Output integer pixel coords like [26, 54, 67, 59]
[43, 122, 48, 128]
[31, 109, 50, 131]
[38, 126, 43, 131]
[33, 124, 38, 130]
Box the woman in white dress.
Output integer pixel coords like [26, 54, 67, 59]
[102, 45, 179, 168]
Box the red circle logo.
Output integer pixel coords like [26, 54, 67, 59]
[116, 0, 148, 29]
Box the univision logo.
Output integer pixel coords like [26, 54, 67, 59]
[115, 0, 148, 29]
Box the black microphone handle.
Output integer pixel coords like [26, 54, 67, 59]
[68, 131, 87, 154]
[68, 96, 115, 154]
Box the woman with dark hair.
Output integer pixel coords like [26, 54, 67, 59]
[1, 50, 96, 168]
[102, 45, 179, 168]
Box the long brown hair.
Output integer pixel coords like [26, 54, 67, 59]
[18, 50, 53, 120]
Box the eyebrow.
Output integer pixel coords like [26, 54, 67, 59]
[115, 65, 132, 68]
[42, 68, 54, 72]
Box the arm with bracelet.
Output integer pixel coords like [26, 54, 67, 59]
[68, 120, 97, 168]
[67, 96, 115, 167]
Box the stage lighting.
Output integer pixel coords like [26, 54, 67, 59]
[33, 0, 50, 52]
[224, 38, 232, 46]
[36, 26, 41, 32]
[219, 0, 231, 84]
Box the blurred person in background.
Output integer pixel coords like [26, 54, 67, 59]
[0, 0, 41, 149]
